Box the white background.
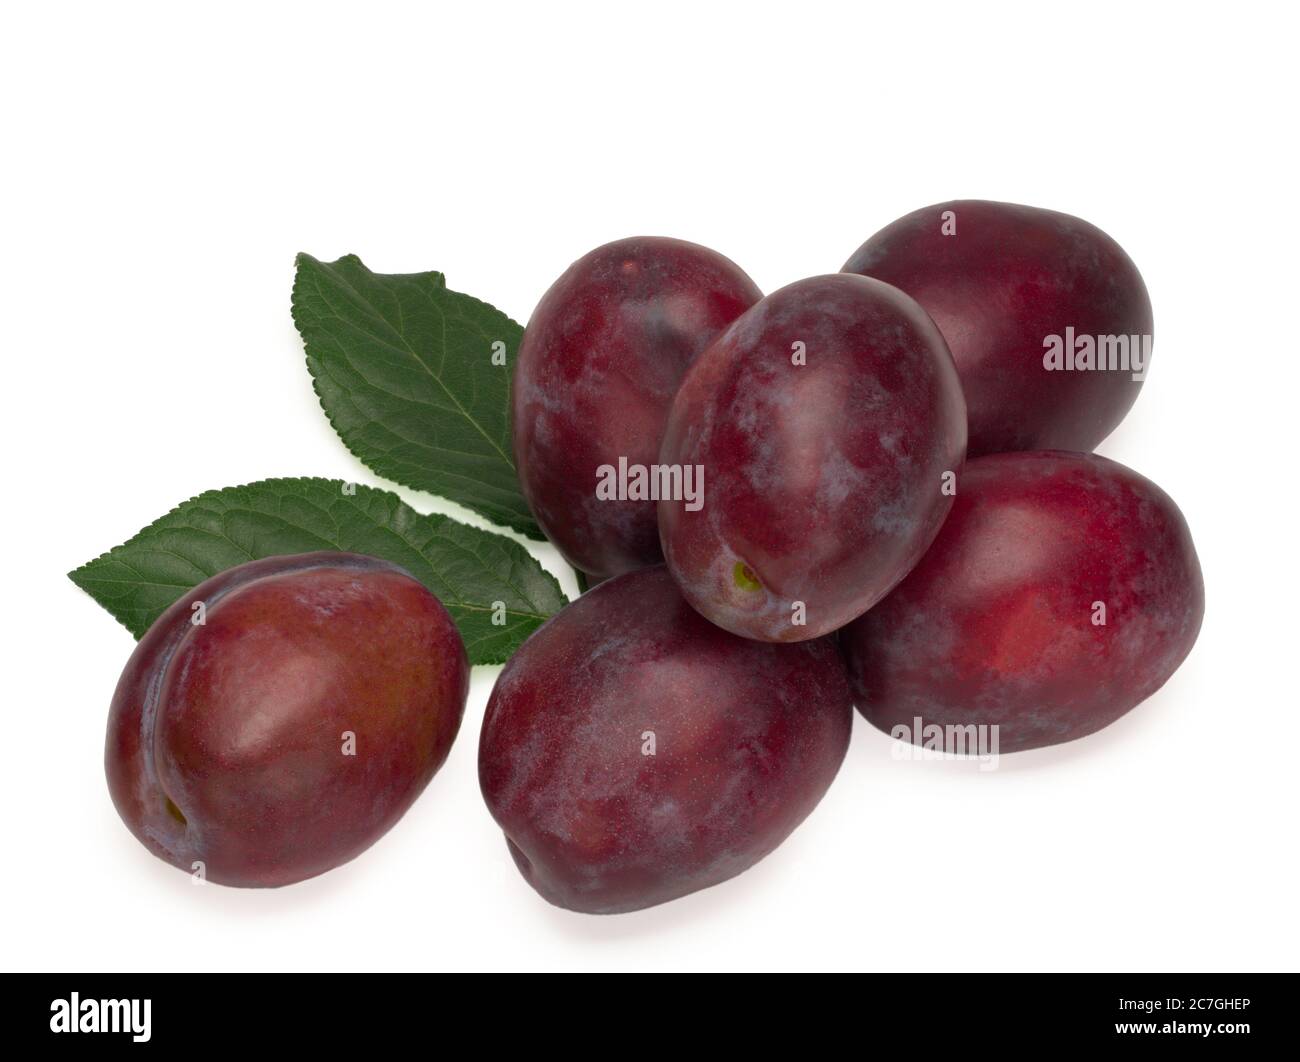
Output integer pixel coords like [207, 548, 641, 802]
[3, 1, 1296, 972]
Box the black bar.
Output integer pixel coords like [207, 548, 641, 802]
[1, 973, 1290, 1049]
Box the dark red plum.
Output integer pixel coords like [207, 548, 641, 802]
[841, 452, 1204, 753]
[478, 566, 853, 914]
[843, 199, 1153, 457]
[106, 552, 469, 887]
[513, 236, 761, 581]
[658, 273, 966, 642]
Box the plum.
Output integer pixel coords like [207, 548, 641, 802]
[657, 273, 966, 642]
[842, 200, 1153, 457]
[478, 566, 853, 914]
[513, 236, 761, 581]
[841, 452, 1204, 753]
[106, 552, 469, 887]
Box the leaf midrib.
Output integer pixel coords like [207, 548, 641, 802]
[306, 264, 517, 476]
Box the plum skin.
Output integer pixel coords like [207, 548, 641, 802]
[843, 199, 1153, 457]
[658, 273, 967, 642]
[106, 551, 469, 887]
[478, 566, 853, 914]
[513, 236, 761, 582]
[841, 452, 1204, 753]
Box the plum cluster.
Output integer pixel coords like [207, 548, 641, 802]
[495, 205, 1202, 911]
[104, 201, 1203, 911]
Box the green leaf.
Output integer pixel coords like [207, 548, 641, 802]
[68, 478, 565, 665]
[292, 253, 541, 538]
